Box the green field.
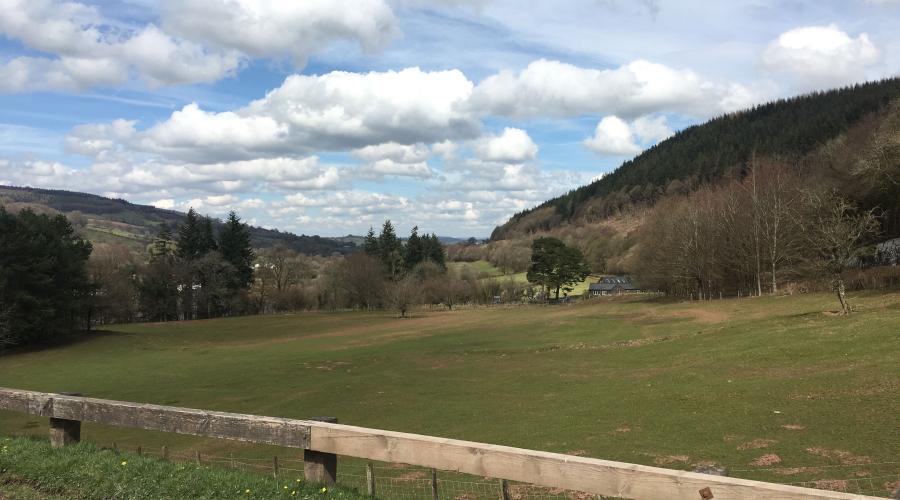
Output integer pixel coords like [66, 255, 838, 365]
[448, 260, 598, 296]
[1, 292, 899, 496]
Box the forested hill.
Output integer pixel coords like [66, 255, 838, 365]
[0, 185, 356, 255]
[492, 77, 900, 240]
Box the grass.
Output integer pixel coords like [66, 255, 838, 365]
[0, 436, 365, 499]
[1, 292, 899, 496]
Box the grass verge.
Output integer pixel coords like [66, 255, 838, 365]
[0, 436, 366, 500]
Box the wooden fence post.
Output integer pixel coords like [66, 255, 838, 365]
[195, 450, 202, 465]
[365, 462, 375, 497]
[48, 392, 82, 448]
[162, 446, 168, 460]
[304, 417, 337, 486]
[431, 468, 439, 500]
[273, 455, 279, 478]
[499, 479, 510, 500]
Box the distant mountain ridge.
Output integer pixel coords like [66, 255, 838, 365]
[492, 77, 900, 240]
[0, 185, 356, 256]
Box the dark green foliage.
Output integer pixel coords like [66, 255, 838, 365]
[526, 237, 589, 300]
[0, 208, 92, 346]
[218, 211, 254, 290]
[494, 77, 900, 239]
[424, 233, 446, 268]
[377, 220, 403, 278]
[0, 436, 366, 500]
[363, 227, 379, 256]
[176, 209, 204, 261]
[404, 226, 424, 270]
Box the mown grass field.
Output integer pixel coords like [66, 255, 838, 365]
[448, 260, 599, 296]
[1, 291, 899, 496]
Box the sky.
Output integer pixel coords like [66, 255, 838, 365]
[0, 0, 898, 237]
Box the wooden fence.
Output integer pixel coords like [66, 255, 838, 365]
[0, 388, 881, 500]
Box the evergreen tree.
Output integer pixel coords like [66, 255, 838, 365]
[526, 237, 589, 300]
[404, 226, 424, 270]
[377, 220, 403, 278]
[424, 233, 446, 268]
[176, 208, 203, 261]
[218, 211, 255, 290]
[363, 227, 379, 256]
[200, 216, 218, 253]
[0, 208, 93, 346]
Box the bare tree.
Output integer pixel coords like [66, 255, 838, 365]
[798, 190, 880, 314]
[340, 253, 385, 310]
[386, 276, 420, 318]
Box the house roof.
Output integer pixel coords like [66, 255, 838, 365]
[589, 276, 640, 292]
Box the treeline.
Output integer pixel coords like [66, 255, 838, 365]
[494, 78, 900, 239]
[633, 160, 882, 313]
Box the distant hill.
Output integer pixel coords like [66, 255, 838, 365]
[492, 77, 900, 240]
[0, 185, 356, 256]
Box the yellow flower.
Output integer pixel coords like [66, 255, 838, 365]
[320, 486, 327, 493]
[284, 485, 289, 489]
[291, 492, 297, 496]
[245, 489, 251, 494]
[120, 461, 127, 466]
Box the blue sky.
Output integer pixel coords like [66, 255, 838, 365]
[1, 0, 898, 237]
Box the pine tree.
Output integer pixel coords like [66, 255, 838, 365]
[151, 225, 174, 260]
[200, 216, 218, 253]
[425, 233, 446, 268]
[404, 226, 424, 270]
[176, 208, 203, 261]
[219, 211, 255, 290]
[377, 220, 403, 278]
[363, 227, 379, 256]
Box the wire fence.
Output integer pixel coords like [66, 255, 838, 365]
[105, 443, 900, 499]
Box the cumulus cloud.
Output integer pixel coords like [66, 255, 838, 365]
[161, 0, 397, 66]
[761, 25, 881, 88]
[0, 0, 403, 92]
[471, 59, 766, 119]
[475, 128, 538, 163]
[0, 0, 243, 91]
[113, 68, 479, 162]
[584, 115, 672, 156]
[584, 116, 641, 156]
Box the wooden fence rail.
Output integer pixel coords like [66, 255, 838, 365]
[0, 388, 881, 500]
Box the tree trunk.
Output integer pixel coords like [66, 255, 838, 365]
[835, 278, 850, 314]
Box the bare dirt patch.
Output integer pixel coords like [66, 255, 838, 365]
[750, 454, 782, 467]
[781, 424, 805, 430]
[566, 450, 588, 456]
[737, 438, 777, 450]
[805, 447, 872, 465]
[614, 426, 631, 433]
[653, 455, 690, 465]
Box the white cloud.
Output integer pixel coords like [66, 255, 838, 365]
[0, 0, 243, 91]
[352, 142, 430, 163]
[761, 25, 881, 88]
[472, 59, 760, 117]
[584, 116, 641, 156]
[471, 58, 766, 119]
[584, 115, 673, 156]
[120, 68, 478, 161]
[151, 198, 176, 209]
[475, 127, 538, 163]
[161, 0, 397, 66]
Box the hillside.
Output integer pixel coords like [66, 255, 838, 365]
[492, 77, 900, 240]
[0, 185, 356, 256]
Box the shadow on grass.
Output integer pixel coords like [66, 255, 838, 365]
[0, 329, 127, 357]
